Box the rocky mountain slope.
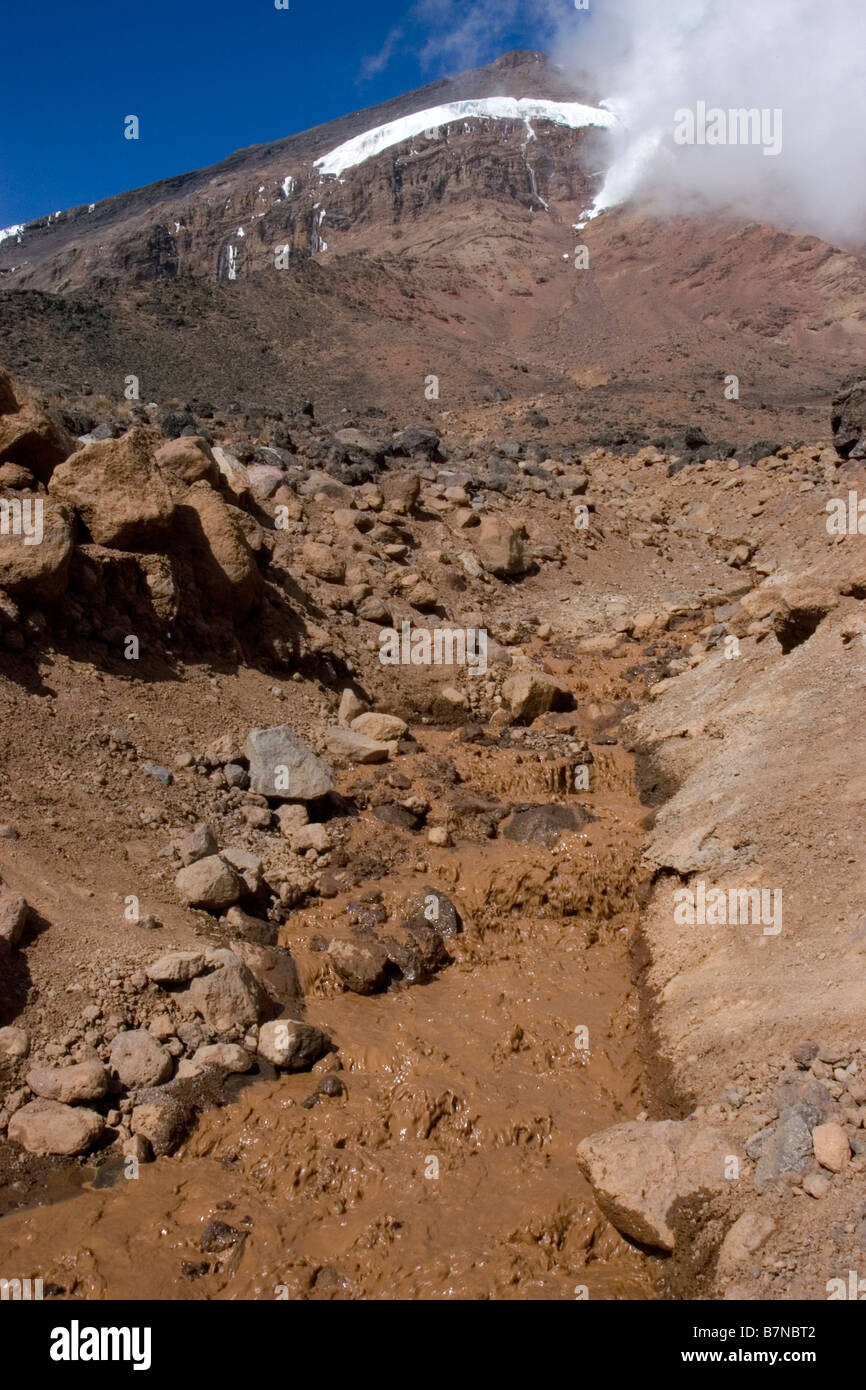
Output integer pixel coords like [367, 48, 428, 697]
[1, 47, 865, 1305]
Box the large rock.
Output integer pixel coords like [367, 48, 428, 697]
[154, 435, 219, 488]
[8, 1099, 104, 1156]
[229, 940, 300, 1011]
[831, 378, 866, 458]
[0, 498, 74, 601]
[245, 726, 334, 801]
[146, 950, 208, 983]
[327, 937, 391, 994]
[402, 887, 462, 940]
[0, 403, 75, 483]
[325, 727, 390, 764]
[175, 856, 243, 911]
[351, 712, 408, 741]
[301, 541, 345, 584]
[48, 427, 174, 548]
[502, 803, 596, 848]
[576, 1119, 729, 1251]
[183, 949, 267, 1035]
[475, 515, 530, 577]
[109, 1030, 173, 1088]
[172, 482, 259, 618]
[26, 1059, 108, 1104]
[0, 888, 28, 948]
[257, 1018, 330, 1070]
[502, 671, 572, 722]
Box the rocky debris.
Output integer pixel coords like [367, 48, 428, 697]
[174, 822, 218, 866]
[182, 949, 268, 1035]
[502, 671, 572, 722]
[0, 498, 74, 601]
[146, 950, 208, 983]
[752, 1109, 814, 1192]
[109, 1030, 174, 1088]
[48, 427, 174, 548]
[474, 515, 530, 577]
[26, 1058, 108, 1104]
[325, 727, 391, 764]
[576, 1119, 729, 1252]
[257, 1018, 330, 1070]
[8, 1099, 105, 1156]
[0, 886, 28, 948]
[502, 803, 596, 848]
[245, 725, 334, 801]
[717, 1212, 776, 1275]
[175, 855, 243, 911]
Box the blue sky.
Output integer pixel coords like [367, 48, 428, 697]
[0, 0, 575, 229]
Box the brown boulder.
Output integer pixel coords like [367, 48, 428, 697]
[0, 496, 74, 602]
[0, 404, 75, 483]
[475, 515, 530, 577]
[49, 427, 174, 547]
[8, 1099, 104, 1156]
[154, 435, 219, 488]
[172, 483, 259, 617]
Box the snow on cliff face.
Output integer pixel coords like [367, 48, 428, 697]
[0, 225, 24, 245]
[314, 98, 618, 179]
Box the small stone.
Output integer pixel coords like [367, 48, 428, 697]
[803, 1173, 831, 1199]
[175, 823, 218, 866]
[717, 1212, 776, 1273]
[325, 727, 390, 764]
[0, 888, 28, 948]
[327, 937, 391, 994]
[0, 1025, 29, 1059]
[350, 712, 408, 742]
[812, 1122, 850, 1172]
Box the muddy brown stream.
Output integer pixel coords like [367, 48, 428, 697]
[0, 699, 664, 1300]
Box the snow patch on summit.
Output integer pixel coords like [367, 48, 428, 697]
[314, 98, 618, 179]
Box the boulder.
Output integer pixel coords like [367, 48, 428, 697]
[257, 1018, 330, 1070]
[0, 497, 74, 601]
[185, 1043, 253, 1075]
[8, 1099, 104, 1156]
[0, 888, 28, 948]
[831, 378, 866, 458]
[327, 937, 391, 994]
[502, 671, 572, 722]
[381, 472, 421, 513]
[172, 482, 259, 618]
[146, 950, 208, 983]
[175, 856, 243, 911]
[717, 1212, 776, 1275]
[48, 427, 174, 548]
[229, 940, 301, 1011]
[183, 949, 267, 1034]
[26, 1058, 108, 1104]
[475, 515, 530, 577]
[402, 887, 462, 940]
[502, 803, 596, 849]
[350, 712, 408, 742]
[325, 727, 390, 764]
[812, 1122, 850, 1172]
[154, 435, 219, 488]
[301, 541, 345, 584]
[0, 403, 75, 483]
[576, 1119, 729, 1251]
[245, 726, 334, 801]
[109, 1029, 173, 1088]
